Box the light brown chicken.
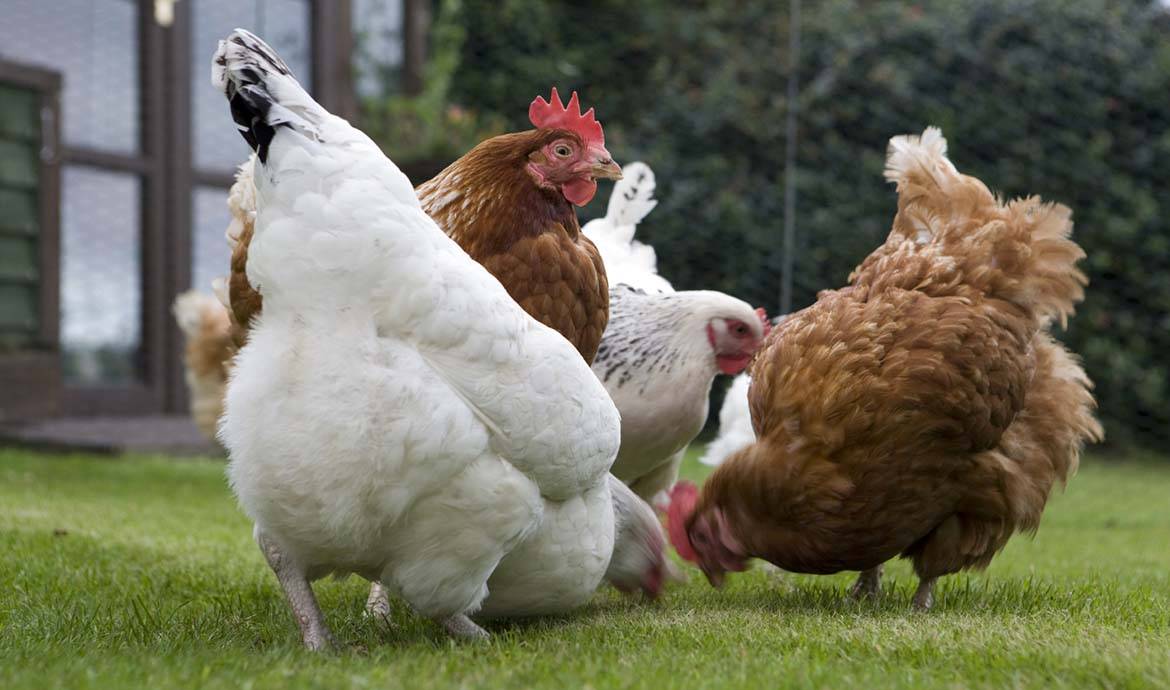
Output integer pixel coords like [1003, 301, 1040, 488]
[171, 290, 233, 443]
[224, 88, 619, 363]
[668, 128, 1103, 610]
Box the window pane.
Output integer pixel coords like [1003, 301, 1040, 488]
[353, 0, 404, 99]
[0, 0, 139, 154]
[191, 185, 232, 293]
[191, 0, 312, 172]
[60, 165, 141, 384]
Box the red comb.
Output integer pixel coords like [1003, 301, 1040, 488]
[666, 481, 701, 563]
[756, 308, 772, 338]
[529, 87, 605, 148]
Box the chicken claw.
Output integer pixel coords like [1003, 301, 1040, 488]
[912, 577, 937, 611]
[364, 582, 394, 624]
[437, 613, 490, 642]
[849, 565, 884, 600]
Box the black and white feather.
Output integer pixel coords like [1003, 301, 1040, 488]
[212, 28, 321, 162]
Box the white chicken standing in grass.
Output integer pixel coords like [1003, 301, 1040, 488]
[213, 29, 665, 648]
[583, 163, 771, 503]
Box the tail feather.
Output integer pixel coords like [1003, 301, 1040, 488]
[582, 162, 673, 293]
[881, 127, 1088, 326]
[172, 290, 228, 338]
[212, 28, 321, 162]
[605, 162, 658, 228]
[171, 291, 233, 443]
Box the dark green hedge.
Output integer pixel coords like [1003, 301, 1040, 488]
[398, 0, 1170, 448]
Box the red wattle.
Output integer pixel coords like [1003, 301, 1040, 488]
[562, 177, 598, 206]
[717, 354, 751, 375]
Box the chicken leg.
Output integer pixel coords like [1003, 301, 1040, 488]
[849, 564, 884, 600]
[437, 613, 490, 641]
[256, 530, 337, 651]
[364, 581, 393, 621]
[912, 577, 937, 611]
[364, 581, 487, 640]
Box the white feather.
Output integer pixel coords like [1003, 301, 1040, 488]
[583, 162, 674, 294]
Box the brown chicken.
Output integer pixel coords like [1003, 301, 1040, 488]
[667, 128, 1103, 610]
[224, 88, 619, 362]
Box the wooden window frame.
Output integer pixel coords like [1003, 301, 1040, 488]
[0, 59, 63, 421]
[58, 0, 170, 416]
[2, 0, 357, 419]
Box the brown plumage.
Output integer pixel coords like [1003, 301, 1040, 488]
[226, 218, 259, 349]
[417, 129, 611, 362]
[668, 128, 1102, 609]
[171, 291, 234, 443]
[221, 159, 261, 350]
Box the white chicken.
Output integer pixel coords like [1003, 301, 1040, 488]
[584, 162, 770, 502]
[213, 29, 662, 647]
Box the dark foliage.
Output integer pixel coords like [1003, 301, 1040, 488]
[379, 0, 1170, 448]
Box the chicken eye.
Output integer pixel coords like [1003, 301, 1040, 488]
[554, 144, 572, 157]
[733, 323, 748, 336]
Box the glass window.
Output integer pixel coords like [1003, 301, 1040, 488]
[353, 0, 404, 99]
[59, 165, 142, 384]
[191, 185, 233, 293]
[0, 0, 139, 154]
[191, 0, 312, 172]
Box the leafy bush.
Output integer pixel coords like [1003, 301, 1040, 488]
[366, 0, 1170, 449]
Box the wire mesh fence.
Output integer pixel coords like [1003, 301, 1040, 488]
[358, 0, 1170, 450]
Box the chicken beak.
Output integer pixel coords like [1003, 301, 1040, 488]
[703, 568, 726, 589]
[592, 158, 623, 181]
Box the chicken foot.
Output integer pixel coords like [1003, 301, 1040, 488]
[436, 613, 490, 641]
[912, 577, 937, 611]
[256, 530, 337, 651]
[364, 581, 393, 622]
[849, 564, 884, 600]
[365, 582, 487, 641]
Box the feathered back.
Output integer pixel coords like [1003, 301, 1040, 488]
[582, 162, 673, 294]
[855, 127, 1088, 328]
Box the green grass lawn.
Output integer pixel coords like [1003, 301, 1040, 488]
[1, 447, 1168, 690]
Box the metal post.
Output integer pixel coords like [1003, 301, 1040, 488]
[779, 0, 800, 316]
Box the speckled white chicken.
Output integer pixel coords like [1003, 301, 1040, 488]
[584, 163, 770, 502]
[213, 29, 651, 647]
